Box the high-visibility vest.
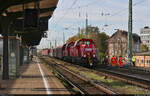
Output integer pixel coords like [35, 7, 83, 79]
[112, 57, 116, 66]
[112, 57, 116, 61]
[119, 57, 123, 66]
[119, 57, 122, 63]
[106, 56, 108, 58]
[132, 56, 136, 62]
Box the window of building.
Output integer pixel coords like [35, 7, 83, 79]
[141, 36, 143, 39]
[137, 60, 139, 63]
[136, 45, 139, 51]
[141, 60, 144, 64]
[146, 60, 150, 64]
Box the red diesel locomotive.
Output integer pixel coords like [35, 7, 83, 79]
[40, 38, 98, 67]
[69, 39, 98, 67]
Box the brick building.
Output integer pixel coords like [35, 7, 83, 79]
[107, 30, 141, 59]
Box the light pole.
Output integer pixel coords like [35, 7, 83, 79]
[85, 13, 88, 39]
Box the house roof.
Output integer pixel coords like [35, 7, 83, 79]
[109, 30, 142, 43]
[136, 51, 150, 56]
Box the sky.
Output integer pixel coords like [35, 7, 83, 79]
[38, 0, 150, 49]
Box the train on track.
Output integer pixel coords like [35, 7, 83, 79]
[40, 38, 98, 68]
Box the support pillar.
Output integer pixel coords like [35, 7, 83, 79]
[20, 46, 24, 66]
[27, 47, 30, 63]
[0, 16, 11, 80]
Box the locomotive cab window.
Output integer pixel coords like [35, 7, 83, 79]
[86, 41, 90, 45]
[81, 41, 91, 45]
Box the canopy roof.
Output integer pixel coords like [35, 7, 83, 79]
[0, 0, 59, 46]
[6, 0, 58, 18]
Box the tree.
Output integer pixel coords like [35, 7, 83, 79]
[80, 25, 100, 36]
[66, 25, 100, 43]
[97, 32, 109, 57]
[141, 44, 149, 52]
[87, 25, 100, 34]
[66, 35, 78, 43]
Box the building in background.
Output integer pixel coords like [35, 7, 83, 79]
[107, 30, 141, 59]
[140, 26, 150, 50]
[135, 51, 150, 68]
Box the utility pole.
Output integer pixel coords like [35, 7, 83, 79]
[78, 7, 81, 39]
[128, 0, 133, 66]
[78, 27, 80, 39]
[85, 13, 88, 39]
[55, 40, 57, 48]
[63, 31, 65, 44]
[50, 41, 52, 49]
[81, 29, 83, 39]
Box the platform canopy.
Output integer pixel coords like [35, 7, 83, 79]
[6, 0, 58, 17]
[0, 0, 59, 46]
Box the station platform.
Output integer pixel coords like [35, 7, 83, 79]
[0, 57, 70, 95]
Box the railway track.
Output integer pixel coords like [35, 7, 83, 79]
[96, 68, 150, 90]
[41, 57, 150, 93]
[41, 57, 116, 95]
[115, 67, 150, 76]
[105, 67, 150, 79]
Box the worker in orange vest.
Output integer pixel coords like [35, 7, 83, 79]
[112, 56, 116, 66]
[119, 56, 123, 67]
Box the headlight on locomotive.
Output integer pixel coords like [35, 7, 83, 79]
[93, 54, 96, 57]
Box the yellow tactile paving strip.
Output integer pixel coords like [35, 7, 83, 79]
[0, 57, 70, 95]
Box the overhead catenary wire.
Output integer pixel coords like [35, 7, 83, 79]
[111, 0, 147, 17]
[103, 0, 147, 32]
[50, 0, 147, 35]
[48, 0, 80, 46]
[52, 0, 146, 31]
[40, 0, 148, 49]
[53, 0, 79, 25]
[53, 0, 146, 37]
[49, 0, 102, 29]
[56, 0, 102, 12]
